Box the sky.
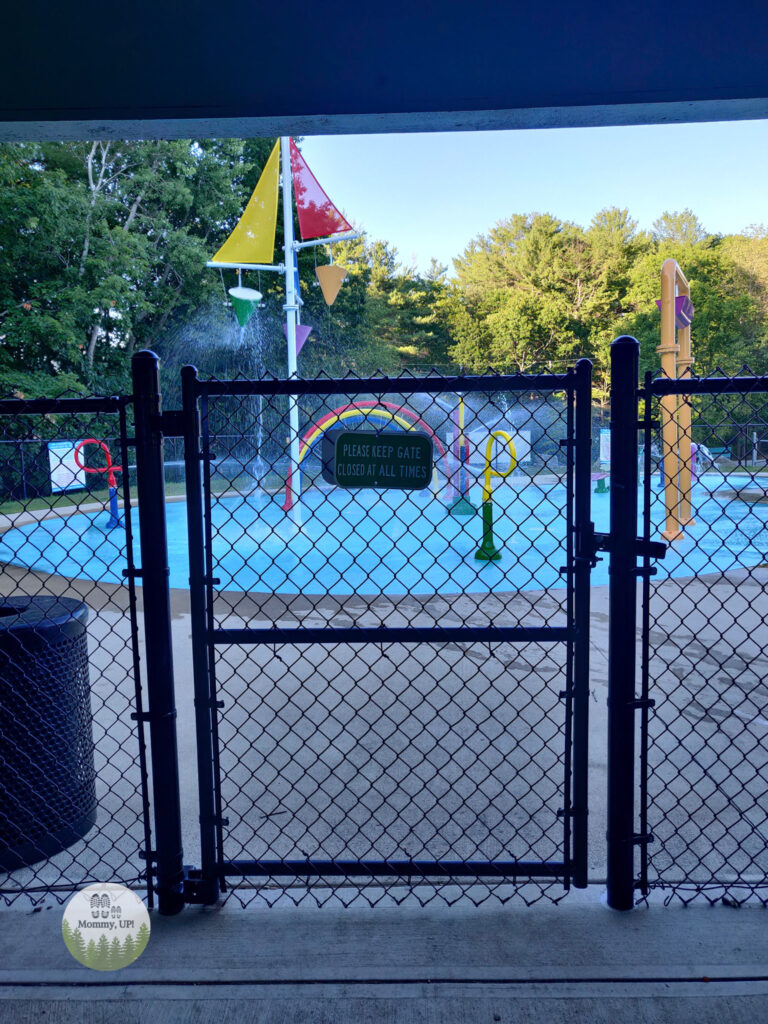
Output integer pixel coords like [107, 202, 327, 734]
[301, 121, 768, 276]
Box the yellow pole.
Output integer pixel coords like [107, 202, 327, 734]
[676, 280, 695, 527]
[658, 259, 683, 541]
[449, 394, 477, 516]
[475, 431, 517, 562]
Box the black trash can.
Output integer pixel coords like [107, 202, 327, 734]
[0, 596, 96, 871]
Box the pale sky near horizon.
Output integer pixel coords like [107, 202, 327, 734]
[301, 121, 768, 276]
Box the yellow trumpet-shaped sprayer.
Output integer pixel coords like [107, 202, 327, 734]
[482, 431, 517, 500]
[476, 431, 517, 561]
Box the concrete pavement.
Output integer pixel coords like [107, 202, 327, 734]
[1, 889, 768, 1022]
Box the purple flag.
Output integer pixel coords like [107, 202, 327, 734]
[656, 295, 695, 329]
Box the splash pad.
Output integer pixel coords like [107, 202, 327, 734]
[1, 472, 766, 594]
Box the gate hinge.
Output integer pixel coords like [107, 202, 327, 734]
[629, 698, 656, 710]
[632, 833, 655, 846]
[131, 709, 178, 724]
[557, 807, 576, 818]
[182, 866, 219, 905]
[123, 566, 171, 579]
[194, 697, 225, 710]
[156, 409, 185, 437]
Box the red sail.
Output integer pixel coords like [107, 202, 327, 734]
[289, 138, 353, 240]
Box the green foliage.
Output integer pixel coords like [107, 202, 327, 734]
[447, 207, 768, 399]
[652, 208, 708, 245]
[447, 210, 645, 395]
[0, 139, 265, 396]
[1, 137, 767, 395]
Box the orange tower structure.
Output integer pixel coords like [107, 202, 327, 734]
[657, 258, 695, 541]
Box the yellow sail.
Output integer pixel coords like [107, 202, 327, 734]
[210, 141, 280, 265]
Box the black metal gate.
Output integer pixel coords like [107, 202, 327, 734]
[607, 336, 768, 908]
[182, 362, 594, 906]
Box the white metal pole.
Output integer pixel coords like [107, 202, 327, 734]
[281, 137, 301, 524]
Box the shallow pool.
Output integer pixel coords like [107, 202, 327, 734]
[0, 474, 765, 594]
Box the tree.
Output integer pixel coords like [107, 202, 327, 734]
[2, 140, 767, 397]
[0, 138, 273, 396]
[448, 213, 605, 375]
[623, 239, 766, 376]
[652, 209, 708, 246]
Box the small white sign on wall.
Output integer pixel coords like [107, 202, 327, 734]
[48, 441, 85, 493]
[467, 428, 531, 469]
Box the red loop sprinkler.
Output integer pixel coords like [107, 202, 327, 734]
[74, 439, 123, 528]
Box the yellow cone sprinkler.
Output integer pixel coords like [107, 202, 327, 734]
[475, 431, 517, 562]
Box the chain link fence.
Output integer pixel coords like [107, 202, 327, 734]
[639, 371, 768, 905]
[188, 369, 591, 907]
[9, 358, 766, 912]
[0, 396, 152, 907]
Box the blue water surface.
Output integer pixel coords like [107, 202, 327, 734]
[0, 474, 766, 594]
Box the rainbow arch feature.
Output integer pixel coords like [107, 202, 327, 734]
[282, 402, 449, 509]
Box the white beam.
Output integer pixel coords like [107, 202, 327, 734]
[205, 261, 285, 272]
[293, 231, 360, 252]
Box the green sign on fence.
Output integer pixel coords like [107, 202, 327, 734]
[322, 430, 433, 490]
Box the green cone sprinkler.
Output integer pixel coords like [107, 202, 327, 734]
[475, 430, 517, 562]
[228, 285, 263, 327]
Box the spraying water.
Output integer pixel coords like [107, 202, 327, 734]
[156, 299, 279, 495]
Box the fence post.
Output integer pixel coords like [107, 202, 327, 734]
[132, 350, 185, 915]
[606, 335, 640, 911]
[182, 364, 220, 904]
[572, 357, 593, 888]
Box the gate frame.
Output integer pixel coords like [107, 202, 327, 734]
[181, 361, 594, 902]
[605, 336, 660, 910]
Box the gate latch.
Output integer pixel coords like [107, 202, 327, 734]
[636, 539, 668, 561]
[577, 523, 610, 568]
[582, 527, 667, 569]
